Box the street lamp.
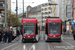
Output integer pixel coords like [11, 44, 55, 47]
[5, 0, 7, 29]
[12, 0, 18, 17]
[16, 0, 18, 17]
[23, 1, 34, 18]
[22, 0, 24, 18]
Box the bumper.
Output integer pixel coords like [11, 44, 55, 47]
[22, 37, 36, 41]
[48, 37, 61, 41]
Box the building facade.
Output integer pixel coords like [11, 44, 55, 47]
[41, 2, 57, 26]
[27, 5, 42, 29]
[0, 0, 11, 14]
[27, 1, 57, 30]
[59, 0, 67, 22]
[73, 0, 75, 20]
[0, 0, 11, 28]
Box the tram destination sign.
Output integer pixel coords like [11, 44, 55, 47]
[25, 23, 34, 25]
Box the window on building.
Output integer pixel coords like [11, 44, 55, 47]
[49, 3, 51, 6]
[49, 12, 50, 14]
[48, 7, 52, 10]
[45, 8, 47, 10]
[42, 9, 45, 11]
[0, 4, 3, 6]
[45, 16, 47, 18]
[42, 4, 44, 7]
[45, 12, 48, 14]
[45, 3, 47, 6]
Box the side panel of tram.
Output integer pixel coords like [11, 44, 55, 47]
[21, 19, 40, 42]
[45, 18, 62, 42]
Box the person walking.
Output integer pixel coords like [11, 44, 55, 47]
[0, 29, 2, 42]
[9, 29, 13, 43]
[3, 30, 7, 43]
[63, 27, 66, 35]
[72, 29, 75, 40]
[16, 30, 20, 41]
[3, 29, 8, 43]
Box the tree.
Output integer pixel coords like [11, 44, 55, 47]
[2, 10, 21, 27]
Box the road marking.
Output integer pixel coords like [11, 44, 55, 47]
[23, 45, 27, 50]
[48, 44, 50, 50]
[26, 43, 34, 50]
[49, 43, 53, 50]
[1, 43, 18, 50]
[29, 44, 35, 50]
[63, 37, 73, 39]
[63, 40, 74, 46]
[12, 44, 23, 50]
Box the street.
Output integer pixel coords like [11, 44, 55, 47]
[0, 31, 75, 50]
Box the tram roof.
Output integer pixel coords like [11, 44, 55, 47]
[22, 18, 38, 23]
[46, 18, 62, 23]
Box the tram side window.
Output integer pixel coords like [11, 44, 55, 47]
[46, 24, 48, 35]
[36, 24, 38, 34]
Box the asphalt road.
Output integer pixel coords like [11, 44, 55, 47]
[0, 31, 75, 50]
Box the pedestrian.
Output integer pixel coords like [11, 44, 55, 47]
[3, 29, 9, 43]
[1, 29, 4, 41]
[9, 29, 13, 43]
[16, 30, 20, 41]
[17, 30, 20, 37]
[72, 29, 75, 40]
[0, 28, 2, 42]
[63, 27, 66, 35]
[3, 30, 7, 43]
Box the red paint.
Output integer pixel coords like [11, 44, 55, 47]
[22, 18, 38, 38]
[46, 18, 62, 38]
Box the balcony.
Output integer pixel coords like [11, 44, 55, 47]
[0, 6, 4, 9]
[0, 0, 4, 2]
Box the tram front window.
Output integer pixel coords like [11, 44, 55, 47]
[49, 23, 60, 34]
[24, 23, 35, 35]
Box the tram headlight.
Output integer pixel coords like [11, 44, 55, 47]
[32, 37, 34, 38]
[23, 37, 26, 38]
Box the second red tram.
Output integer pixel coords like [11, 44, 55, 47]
[21, 18, 40, 42]
[45, 18, 62, 42]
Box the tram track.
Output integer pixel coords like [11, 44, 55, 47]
[47, 41, 73, 50]
[11, 42, 35, 50]
[26, 43, 35, 50]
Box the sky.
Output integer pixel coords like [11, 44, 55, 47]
[11, 0, 48, 14]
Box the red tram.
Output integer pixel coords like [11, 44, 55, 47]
[21, 18, 40, 42]
[45, 18, 62, 42]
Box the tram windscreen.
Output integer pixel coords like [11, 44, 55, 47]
[49, 23, 60, 34]
[24, 23, 35, 35]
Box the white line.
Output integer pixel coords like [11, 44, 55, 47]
[63, 40, 74, 46]
[26, 44, 34, 50]
[1, 43, 18, 50]
[12, 44, 22, 50]
[29, 44, 35, 50]
[23, 45, 27, 50]
[63, 37, 73, 39]
[49, 44, 53, 50]
[48, 44, 50, 50]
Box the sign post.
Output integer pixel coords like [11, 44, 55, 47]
[41, 15, 43, 30]
[66, 22, 69, 31]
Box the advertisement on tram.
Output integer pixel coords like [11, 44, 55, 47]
[21, 18, 40, 42]
[45, 18, 62, 42]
